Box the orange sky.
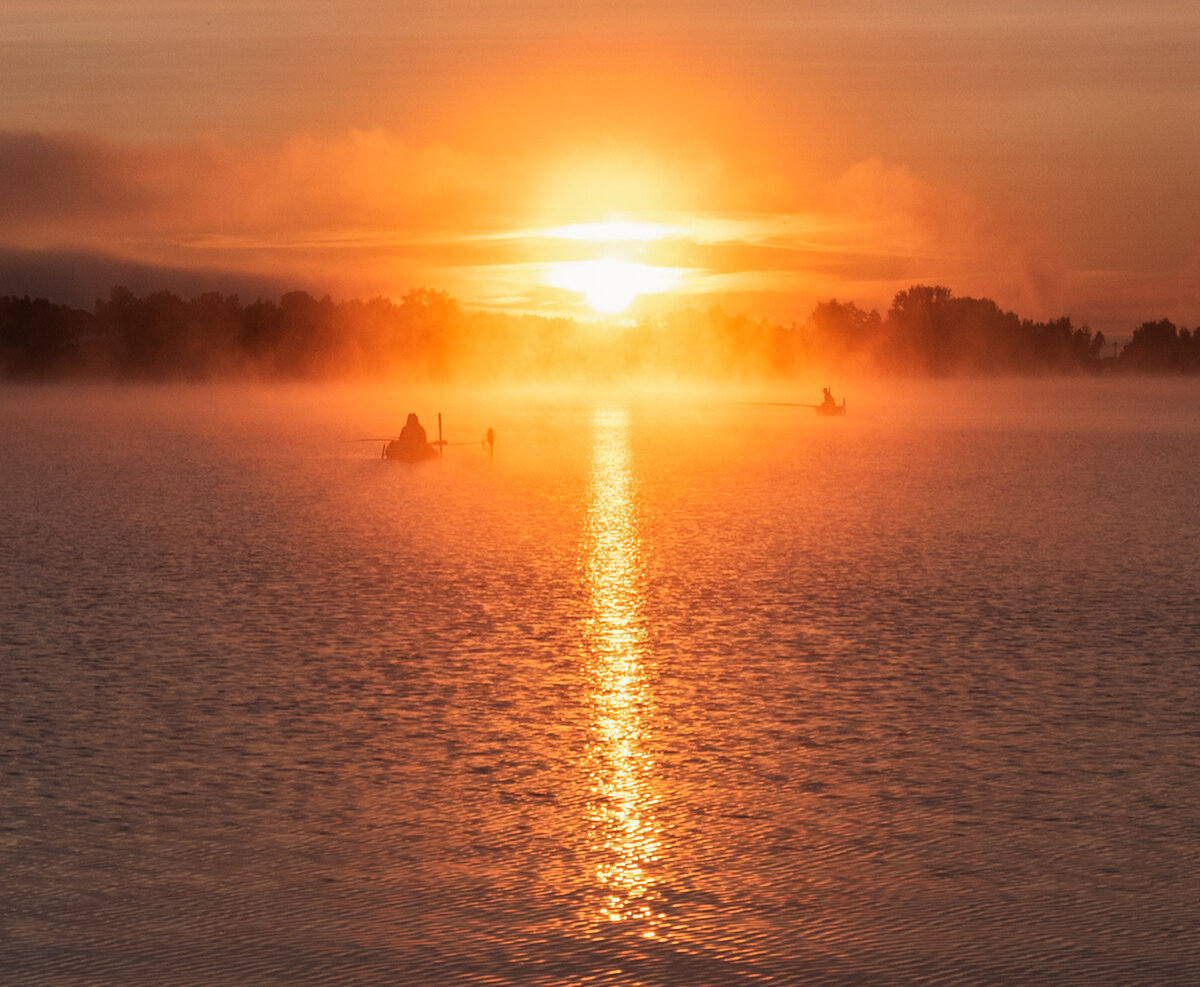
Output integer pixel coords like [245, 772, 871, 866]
[3, 1, 1199, 332]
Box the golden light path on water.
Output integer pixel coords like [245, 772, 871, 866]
[583, 408, 662, 937]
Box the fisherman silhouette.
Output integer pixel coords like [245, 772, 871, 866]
[383, 412, 437, 460]
[821, 387, 835, 409]
[398, 412, 428, 449]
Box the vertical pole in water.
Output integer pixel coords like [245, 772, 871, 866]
[438, 412, 443, 458]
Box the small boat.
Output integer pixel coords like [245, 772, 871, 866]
[737, 395, 847, 416]
[815, 398, 846, 417]
[382, 411, 442, 461]
[383, 438, 439, 461]
[378, 413, 494, 461]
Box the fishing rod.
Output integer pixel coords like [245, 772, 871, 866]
[431, 416, 493, 451]
[740, 401, 821, 408]
[738, 397, 847, 415]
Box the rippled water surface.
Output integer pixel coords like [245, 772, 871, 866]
[3, 379, 1199, 985]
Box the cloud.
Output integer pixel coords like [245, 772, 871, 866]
[7, 127, 1175, 333]
[0, 128, 503, 238]
[0, 128, 518, 296]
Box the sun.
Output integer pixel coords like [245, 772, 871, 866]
[533, 214, 688, 315]
[547, 258, 682, 314]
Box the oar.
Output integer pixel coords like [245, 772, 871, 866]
[739, 401, 821, 408]
[434, 429, 495, 454]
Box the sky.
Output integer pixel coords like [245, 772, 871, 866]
[2, 0, 1198, 332]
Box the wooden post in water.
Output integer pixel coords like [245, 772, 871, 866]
[438, 412, 443, 458]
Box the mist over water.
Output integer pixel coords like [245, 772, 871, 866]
[3, 378, 1199, 985]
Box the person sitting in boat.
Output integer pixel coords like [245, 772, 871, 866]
[821, 387, 836, 409]
[383, 412, 437, 460]
[397, 412, 428, 450]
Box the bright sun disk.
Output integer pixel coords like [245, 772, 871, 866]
[547, 259, 682, 314]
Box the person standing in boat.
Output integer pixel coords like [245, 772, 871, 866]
[821, 387, 836, 410]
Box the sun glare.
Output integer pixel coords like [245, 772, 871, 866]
[547, 259, 682, 315]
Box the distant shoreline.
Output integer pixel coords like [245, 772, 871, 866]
[3, 284, 1198, 382]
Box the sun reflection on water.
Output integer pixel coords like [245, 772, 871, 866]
[583, 407, 662, 937]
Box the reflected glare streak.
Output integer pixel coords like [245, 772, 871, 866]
[582, 408, 662, 936]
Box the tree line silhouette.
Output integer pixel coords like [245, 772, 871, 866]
[2, 283, 1198, 381]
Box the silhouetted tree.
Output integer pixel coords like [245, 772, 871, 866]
[0, 295, 95, 377]
[1121, 319, 1185, 371]
[94, 287, 193, 377]
[806, 299, 882, 369]
[880, 286, 1106, 374]
[885, 285, 957, 373]
[1, 282, 1194, 381]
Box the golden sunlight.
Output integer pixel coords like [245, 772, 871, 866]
[547, 258, 682, 314]
[584, 408, 662, 936]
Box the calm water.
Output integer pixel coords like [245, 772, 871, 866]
[2, 379, 1199, 985]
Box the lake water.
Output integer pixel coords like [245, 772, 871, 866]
[2, 378, 1199, 985]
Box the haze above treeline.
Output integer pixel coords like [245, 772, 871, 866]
[2, 284, 1198, 382]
